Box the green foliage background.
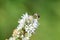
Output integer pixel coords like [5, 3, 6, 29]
[0, 0, 60, 40]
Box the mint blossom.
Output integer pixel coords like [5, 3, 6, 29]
[6, 13, 40, 40]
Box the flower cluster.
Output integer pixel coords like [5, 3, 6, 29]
[6, 13, 39, 40]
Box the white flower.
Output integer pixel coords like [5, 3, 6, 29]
[9, 37, 16, 40]
[17, 13, 28, 31]
[21, 35, 24, 38]
[22, 37, 29, 40]
[7, 13, 39, 40]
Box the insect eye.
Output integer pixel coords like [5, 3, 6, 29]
[38, 15, 40, 18]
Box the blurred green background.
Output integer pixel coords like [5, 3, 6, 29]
[0, 0, 60, 40]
